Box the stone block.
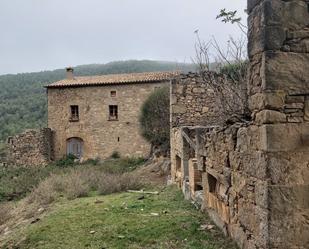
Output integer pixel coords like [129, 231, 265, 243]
[172, 104, 186, 114]
[238, 201, 259, 235]
[248, 0, 309, 57]
[202, 106, 209, 113]
[285, 95, 305, 104]
[262, 51, 309, 95]
[249, 92, 285, 111]
[267, 151, 309, 185]
[287, 116, 303, 123]
[231, 172, 246, 194]
[255, 110, 286, 124]
[192, 87, 205, 94]
[255, 180, 268, 209]
[287, 29, 309, 40]
[260, 123, 309, 152]
[268, 184, 309, 248]
[285, 102, 304, 109]
[237, 126, 264, 152]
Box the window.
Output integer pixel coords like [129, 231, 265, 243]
[111, 91, 116, 97]
[70, 105, 79, 121]
[109, 105, 118, 120]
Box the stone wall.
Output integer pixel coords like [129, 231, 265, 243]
[246, 1, 309, 248]
[170, 72, 221, 192]
[6, 128, 54, 167]
[170, 1, 309, 248]
[48, 82, 169, 160]
[171, 72, 221, 127]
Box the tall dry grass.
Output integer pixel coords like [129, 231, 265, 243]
[27, 168, 144, 206]
[0, 202, 12, 226]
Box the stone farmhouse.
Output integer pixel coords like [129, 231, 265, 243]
[5, 70, 177, 165]
[46, 69, 177, 160]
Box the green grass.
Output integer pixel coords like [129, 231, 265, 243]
[2, 186, 238, 249]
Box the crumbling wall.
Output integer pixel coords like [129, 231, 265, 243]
[171, 1, 309, 248]
[171, 72, 221, 127]
[170, 72, 220, 194]
[6, 128, 54, 167]
[203, 124, 270, 248]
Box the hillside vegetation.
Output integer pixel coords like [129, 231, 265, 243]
[0, 60, 195, 142]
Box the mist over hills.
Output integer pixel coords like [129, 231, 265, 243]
[0, 60, 196, 142]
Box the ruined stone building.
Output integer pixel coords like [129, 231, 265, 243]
[45, 69, 176, 160]
[171, 1, 309, 248]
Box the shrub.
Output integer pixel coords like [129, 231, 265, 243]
[62, 170, 91, 200]
[0, 165, 57, 202]
[99, 157, 145, 174]
[139, 86, 170, 152]
[55, 154, 77, 167]
[27, 178, 57, 205]
[111, 151, 120, 159]
[97, 172, 143, 195]
[0, 202, 13, 226]
[0, 142, 7, 160]
[82, 157, 100, 166]
[26, 166, 144, 205]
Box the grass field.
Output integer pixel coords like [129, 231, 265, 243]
[2, 186, 237, 249]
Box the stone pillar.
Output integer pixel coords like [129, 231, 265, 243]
[248, 0, 309, 248]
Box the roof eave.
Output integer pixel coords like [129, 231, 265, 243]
[45, 79, 172, 89]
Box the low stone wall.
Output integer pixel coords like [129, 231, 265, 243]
[6, 128, 54, 167]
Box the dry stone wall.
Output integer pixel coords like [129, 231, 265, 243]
[171, 72, 221, 127]
[6, 128, 54, 167]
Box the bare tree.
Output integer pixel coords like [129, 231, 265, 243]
[193, 9, 249, 124]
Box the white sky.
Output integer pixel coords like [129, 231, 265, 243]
[0, 0, 247, 75]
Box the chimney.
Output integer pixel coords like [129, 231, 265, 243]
[66, 67, 74, 80]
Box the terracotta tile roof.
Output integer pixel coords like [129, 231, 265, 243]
[46, 71, 179, 88]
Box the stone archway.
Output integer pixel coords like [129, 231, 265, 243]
[66, 137, 84, 159]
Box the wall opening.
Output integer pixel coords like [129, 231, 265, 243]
[208, 173, 217, 193]
[176, 155, 181, 172]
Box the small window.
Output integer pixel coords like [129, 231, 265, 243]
[70, 105, 79, 121]
[111, 91, 116, 97]
[109, 105, 118, 120]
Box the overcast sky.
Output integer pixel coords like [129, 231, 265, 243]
[0, 0, 247, 75]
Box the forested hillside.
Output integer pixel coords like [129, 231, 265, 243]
[0, 60, 195, 142]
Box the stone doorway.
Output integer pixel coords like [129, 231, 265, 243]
[66, 137, 83, 159]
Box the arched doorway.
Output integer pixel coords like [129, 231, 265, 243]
[66, 137, 83, 159]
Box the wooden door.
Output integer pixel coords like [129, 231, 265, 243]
[67, 138, 83, 158]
